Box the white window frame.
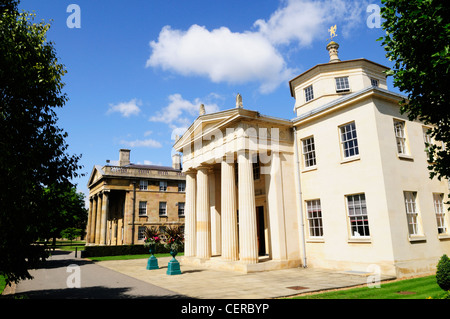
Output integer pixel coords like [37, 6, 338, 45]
[178, 182, 186, 192]
[433, 193, 448, 235]
[394, 120, 408, 155]
[159, 181, 167, 192]
[139, 180, 148, 190]
[306, 199, 323, 238]
[178, 202, 185, 217]
[302, 136, 317, 168]
[335, 77, 350, 92]
[346, 193, 370, 238]
[138, 226, 146, 241]
[304, 85, 314, 102]
[423, 126, 432, 145]
[159, 201, 167, 216]
[370, 78, 379, 87]
[138, 201, 147, 216]
[339, 122, 359, 159]
[404, 191, 421, 236]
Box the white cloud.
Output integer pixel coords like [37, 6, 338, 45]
[107, 98, 142, 117]
[149, 93, 221, 141]
[147, 25, 295, 93]
[254, 0, 325, 46]
[146, 0, 368, 93]
[120, 138, 162, 148]
[149, 93, 220, 124]
[254, 0, 368, 46]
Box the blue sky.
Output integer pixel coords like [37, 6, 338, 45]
[18, 0, 395, 205]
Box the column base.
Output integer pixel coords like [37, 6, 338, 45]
[181, 256, 302, 274]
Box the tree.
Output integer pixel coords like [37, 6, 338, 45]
[40, 184, 88, 246]
[379, 0, 450, 181]
[0, 1, 83, 284]
[60, 227, 83, 246]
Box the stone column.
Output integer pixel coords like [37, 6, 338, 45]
[196, 167, 211, 259]
[117, 218, 123, 245]
[266, 152, 287, 260]
[95, 193, 102, 244]
[89, 196, 97, 244]
[184, 170, 197, 257]
[209, 169, 221, 256]
[221, 159, 239, 261]
[100, 191, 109, 245]
[238, 151, 258, 264]
[86, 197, 93, 244]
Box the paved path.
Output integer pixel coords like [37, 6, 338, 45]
[5, 250, 394, 299]
[98, 257, 392, 299]
[9, 250, 186, 299]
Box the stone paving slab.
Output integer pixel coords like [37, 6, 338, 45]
[96, 257, 394, 299]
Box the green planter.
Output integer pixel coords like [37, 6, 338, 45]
[146, 244, 159, 270]
[166, 249, 181, 275]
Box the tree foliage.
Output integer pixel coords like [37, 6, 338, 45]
[0, 1, 83, 284]
[41, 184, 87, 244]
[379, 0, 450, 180]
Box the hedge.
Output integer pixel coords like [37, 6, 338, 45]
[81, 243, 184, 258]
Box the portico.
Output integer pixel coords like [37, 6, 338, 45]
[174, 106, 304, 273]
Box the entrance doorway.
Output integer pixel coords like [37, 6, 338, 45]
[256, 206, 266, 256]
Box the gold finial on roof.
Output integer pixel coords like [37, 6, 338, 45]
[327, 24, 337, 42]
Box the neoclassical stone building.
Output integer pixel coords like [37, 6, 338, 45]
[86, 149, 186, 246]
[173, 41, 450, 277]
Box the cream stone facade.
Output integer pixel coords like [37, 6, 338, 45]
[86, 149, 186, 246]
[173, 42, 450, 278]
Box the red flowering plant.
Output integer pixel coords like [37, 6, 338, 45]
[143, 226, 161, 247]
[163, 225, 184, 251]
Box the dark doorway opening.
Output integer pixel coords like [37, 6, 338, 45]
[256, 206, 266, 256]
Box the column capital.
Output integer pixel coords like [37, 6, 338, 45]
[185, 168, 197, 176]
[196, 166, 210, 173]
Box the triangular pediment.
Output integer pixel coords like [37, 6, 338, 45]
[173, 108, 247, 151]
[173, 107, 293, 154]
[87, 165, 104, 188]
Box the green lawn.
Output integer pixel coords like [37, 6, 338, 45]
[290, 275, 447, 299]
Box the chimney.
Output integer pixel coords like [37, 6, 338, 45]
[119, 149, 130, 166]
[172, 153, 181, 170]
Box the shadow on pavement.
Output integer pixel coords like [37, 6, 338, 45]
[9, 286, 190, 299]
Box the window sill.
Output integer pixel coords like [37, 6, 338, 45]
[438, 234, 450, 241]
[397, 154, 414, 161]
[408, 235, 426, 242]
[340, 156, 360, 164]
[347, 237, 371, 244]
[306, 238, 324, 243]
[301, 166, 317, 173]
[159, 215, 168, 218]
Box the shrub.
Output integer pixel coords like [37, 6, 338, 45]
[436, 254, 450, 291]
[81, 243, 184, 258]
